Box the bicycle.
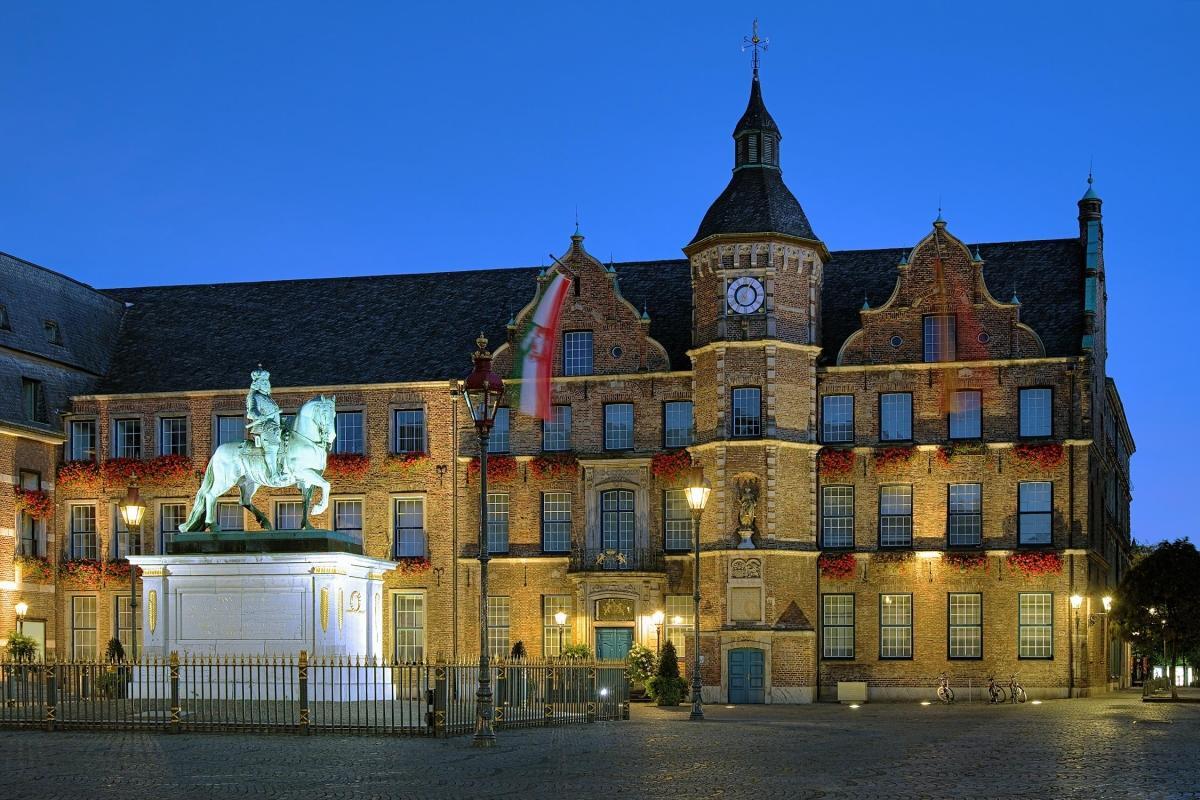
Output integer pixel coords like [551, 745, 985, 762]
[986, 674, 1007, 704]
[935, 671, 954, 704]
[1007, 674, 1027, 704]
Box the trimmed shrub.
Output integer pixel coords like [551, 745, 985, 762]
[647, 641, 688, 706]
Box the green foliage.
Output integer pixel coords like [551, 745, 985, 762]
[509, 640, 527, 660]
[647, 641, 688, 706]
[6, 632, 38, 662]
[625, 642, 657, 684]
[95, 668, 128, 699]
[1113, 539, 1200, 682]
[561, 643, 592, 661]
[105, 637, 126, 664]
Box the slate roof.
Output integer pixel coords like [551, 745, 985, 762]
[691, 167, 818, 244]
[93, 237, 1084, 395]
[735, 75, 779, 136]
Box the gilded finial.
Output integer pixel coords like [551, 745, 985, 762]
[742, 19, 769, 78]
[476, 331, 489, 353]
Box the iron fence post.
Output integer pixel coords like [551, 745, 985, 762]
[168, 651, 180, 734]
[44, 657, 57, 732]
[434, 661, 448, 738]
[298, 650, 310, 734]
[587, 667, 597, 723]
[543, 666, 554, 726]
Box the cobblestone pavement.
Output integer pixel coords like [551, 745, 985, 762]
[2, 691, 1198, 800]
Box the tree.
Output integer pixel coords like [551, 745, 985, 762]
[1112, 539, 1200, 698]
[647, 641, 688, 706]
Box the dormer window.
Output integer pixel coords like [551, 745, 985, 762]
[44, 320, 62, 345]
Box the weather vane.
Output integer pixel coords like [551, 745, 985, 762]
[742, 19, 768, 77]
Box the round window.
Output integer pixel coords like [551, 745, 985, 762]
[610, 345, 624, 359]
[977, 332, 991, 344]
[889, 335, 903, 348]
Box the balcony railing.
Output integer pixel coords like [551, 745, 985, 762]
[568, 547, 665, 573]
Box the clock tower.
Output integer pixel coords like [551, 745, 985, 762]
[682, 49, 829, 701]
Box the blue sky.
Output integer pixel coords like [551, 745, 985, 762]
[1, 2, 1195, 543]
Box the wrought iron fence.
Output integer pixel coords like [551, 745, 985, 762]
[0, 655, 628, 736]
[569, 547, 665, 573]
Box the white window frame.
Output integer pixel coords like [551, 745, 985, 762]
[69, 503, 98, 560]
[487, 492, 509, 554]
[1018, 592, 1054, 659]
[604, 403, 635, 451]
[334, 408, 365, 455]
[562, 331, 594, 376]
[542, 595, 572, 657]
[112, 417, 143, 459]
[488, 595, 511, 659]
[948, 593, 983, 659]
[392, 495, 426, 558]
[822, 594, 855, 659]
[541, 492, 572, 553]
[821, 485, 854, 549]
[68, 418, 98, 462]
[879, 593, 913, 659]
[392, 590, 426, 664]
[391, 408, 427, 455]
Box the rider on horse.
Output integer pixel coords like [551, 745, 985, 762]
[245, 367, 289, 484]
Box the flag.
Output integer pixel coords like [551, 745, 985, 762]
[514, 272, 572, 420]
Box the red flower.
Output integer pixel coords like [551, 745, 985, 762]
[142, 454, 195, 483]
[467, 455, 519, 483]
[384, 452, 430, 476]
[325, 453, 371, 480]
[873, 550, 914, 565]
[57, 460, 101, 492]
[945, 552, 988, 572]
[873, 446, 916, 471]
[1011, 444, 1065, 470]
[819, 552, 857, 580]
[394, 556, 431, 575]
[818, 448, 856, 479]
[650, 450, 693, 483]
[529, 453, 579, 480]
[15, 555, 55, 583]
[1006, 551, 1063, 576]
[13, 487, 53, 520]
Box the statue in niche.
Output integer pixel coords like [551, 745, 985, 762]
[734, 475, 759, 550]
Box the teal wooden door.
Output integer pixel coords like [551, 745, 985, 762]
[728, 648, 765, 704]
[595, 628, 634, 660]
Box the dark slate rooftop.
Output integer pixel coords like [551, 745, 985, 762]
[690, 167, 818, 245]
[735, 75, 779, 136]
[93, 237, 1083, 395]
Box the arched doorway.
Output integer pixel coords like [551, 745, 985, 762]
[728, 647, 765, 704]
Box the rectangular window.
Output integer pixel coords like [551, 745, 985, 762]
[879, 594, 913, 659]
[1018, 592, 1054, 659]
[822, 395, 854, 443]
[17, 470, 41, 557]
[601, 489, 635, 556]
[217, 502, 244, 531]
[69, 419, 97, 461]
[113, 418, 142, 459]
[159, 417, 188, 456]
[214, 415, 244, 450]
[159, 502, 186, 551]
[879, 393, 912, 441]
[822, 486, 855, 548]
[392, 409, 426, 454]
[275, 500, 303, 530]
[487, 493, 509, 554]
[542, 405, 572, 451]
[333, 499, 362, 539]
[393, 592, 425, 663]
[563, 331, 594, 376]
[604, 403, 634, 450]
[334, 410, 364, 454]
[924, 314, 956, 362]
[665, 595, 692, 658]
[72, 596, 97, 660]
[116, 595, 133, 654]
[21, 378, 44, 422]
[1018, 482, 1053, 545]
[663, 401, 694, 448]
[879, 485, 913, 548]
[948, 390, 982, 439]
[113, 510, 141, 558]
[948, 483, 983, 546]
[70, 505, 98, 560]
[487, 408, 510, 453]
[542, 595, 572, 657]
[822, 594, 855, 659]
[393, 497, 426, 557]
[1019, 388, 1052, 438]
[948, 593, 983, 659]
[541, 492, 572, 552]
[488, 596, 511, 659]
[731, 387, 762, 438]
[663, 489, 692, 550]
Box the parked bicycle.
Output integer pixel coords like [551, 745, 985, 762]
[1007, 674, 1027, 704]
[987, 674, 1028, 704]
[935, 671, 954, 704]
[986, 674, 1007, 704]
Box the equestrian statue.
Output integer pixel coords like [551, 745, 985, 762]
[179, 367, 337, 532]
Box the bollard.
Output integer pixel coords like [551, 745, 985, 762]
[168, 651, 181, 734]
[298, 650, 310, 734]
[44, 657, 57, 732]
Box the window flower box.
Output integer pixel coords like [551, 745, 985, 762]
[15, 555, 55, 583]
[57, 460, 101, 493]
[872, 550, 914, 566]
[325, 453, 370, 480]
[935, 442, 989, 468]
[944, 551, 988, 572]
[529, 453, 579, 480]
[58, 558, 105, 588]
[818, 552, 857, 580]
[13, 487, 52, 520]
[394, 555, 431, 575]
[873, 446, 916, 471]
[650, 450, 693, 483]
[1011, 443, 1065, 470]
[466, 455, 519, 483]
[1006, 550, 1063, 576]
[818, 447, 856, 479]
[383, 452, 430, 476]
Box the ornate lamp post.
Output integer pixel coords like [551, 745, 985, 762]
[554, 611, 568, 656]
[651, 610, 664, 657]
[460, 333, 504, 748]
[684, 465, 711, 721]
[1069, 593, 1084, 696]
[14, 601, 28, 634]
[119, 478, 146, 661]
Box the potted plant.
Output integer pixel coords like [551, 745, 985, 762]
[5, 632, 39, 703]
[625, 642, 657, 700]
[646, 641, 688, 707]
[96, 637, 129, 699]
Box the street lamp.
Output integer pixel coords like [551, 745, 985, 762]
[14, 601, 28, 634]
[651, 610, 664, 656]
[554, 611, 568, 656]
[684, 465, 710, 721]
[119, 478, 146, 662]
[460, 332, 504, 748]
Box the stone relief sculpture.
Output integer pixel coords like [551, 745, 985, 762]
[734, 475, 759, 549]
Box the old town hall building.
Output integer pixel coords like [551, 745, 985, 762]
[0, 67, 1134, 702]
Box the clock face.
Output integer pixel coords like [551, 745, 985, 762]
[726, 276, 765, 314]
